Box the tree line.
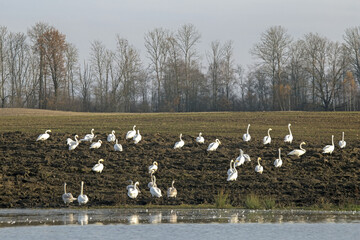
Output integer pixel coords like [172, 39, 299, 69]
[0, 23, 359, 112]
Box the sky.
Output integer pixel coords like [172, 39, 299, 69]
[1, 0, 360, 68]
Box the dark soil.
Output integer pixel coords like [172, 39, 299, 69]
[0, 130, 359, 208]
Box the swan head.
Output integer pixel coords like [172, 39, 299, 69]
[99, 140, 102, 143]
[199, 132, 202, 136]
[216, 139, 221, 144]
[134, 181, 139, 186]
[153, 161, 158, 166]
[288, 123, 291, 126]
[180, 133, 182, 138]
[112, 130, 115, 134]
[269, 128, 272, 131]
[98, 159, 104, 164]
[46, 130, 51, 133]
[301, 142, 306, 145]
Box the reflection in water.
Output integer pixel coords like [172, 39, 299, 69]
[149, 213, 162, 224]
[128, 215, 139, 225]
[63, 213, 74, 225]
[77, 213, 88, 226]
[229, 214, 238, 223]
[169, 212, 177, 223]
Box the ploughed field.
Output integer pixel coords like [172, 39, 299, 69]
[0, 109, 359, 208]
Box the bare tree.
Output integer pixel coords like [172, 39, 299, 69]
[0, 26, 9, 107]
[343, 27, 360, 84]
[207, 40, 223, 110]
[64, 43, 78, 105]
[79, 61, 92, 111]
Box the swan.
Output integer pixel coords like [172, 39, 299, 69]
[68, 135, 79, 151]
[36, 130, 51, 141]
[62, 183, 76, 204]
[263, 128, 272, 145]
[148, 161, 158, 174]
[255, 157, 264, 174]
[196, 132, 205, 144]
[127, 180, 134, 190]
[284, 123, 293, 144]
[107, 130, 116, 142]
[288, 142, 306, 157]
[274, 148, 283, 168]
[133, 130, 142, 144]
[150, 175, 162, 198]
[174, 133, 185, 149]
[339, 132, 346, 149]
[227, 160, 238, 181]
[114, 139, 123, 152]
[92, 159, 104, 173]
[126, 125, 136, 139]
[207, 139, 221, 151]
[77, 181, 89, 205]
[167, 180, 177, 198]
[148, 173, 155, 189]
[80, 128, 95, 142]
[243, 124, 251, 142]
[90, 140, 102, 149]
[66, 134, 78, 145]
[127, 181, 140, 199]
[227, 159, 235, 176]
[235, 149, 245, 167]
[322, 135, 335, 154]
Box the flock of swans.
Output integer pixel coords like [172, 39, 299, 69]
[35, 122, 347, 206]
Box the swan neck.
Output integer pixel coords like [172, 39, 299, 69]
[332, 135, 334, 146]
[279, 149, 281, 159]
[247, 124, 250, 134]
[288, 124, 292, 135]
[268, 129, 271, 136]
[172, 181, 175, 188]
[80, 182, 84, 195]
[342, 132, 344, 141]
[64, 183, 67, 194]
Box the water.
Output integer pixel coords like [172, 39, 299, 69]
[0, 209, 359, 240]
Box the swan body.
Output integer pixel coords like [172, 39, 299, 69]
[288, 142, 306, 157]
[323, 135, 335, 154]
[92, 159, 104, 173]
[263, 128, 272, 145]
[68, 135, 79, 151]
[243, 124, 251, 142]
[66, 134, 78, 145]
[36, 130, 51, 141]
[235, 149, 245, 167]
[207, 139, 221, 151]
[114, 139, 123, 152]
[90, 140, 102, 149]
[150, 175, 162, 198]
[62, 183, 76, 204]
[107, 130, 116, 142]
[274, 148, 283, 168]
[174, 133, 185, 149]
[126, 125, 136, 139]
[127, 181, 140, 199]
[133, 130, 142, 144]
[167, 180, 177, 198]
[339, 132, 346, 149]
[255, 157, 263, 174]
[227, 160, 238, 181]
[284, 123, 293, 144]
[196, 132, 205, 144]
[148, 161, 158, 174]
[77, 181, 89, 205]
[80, 129, 95, 142]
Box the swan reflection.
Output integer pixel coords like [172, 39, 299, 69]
[128, 215, 139, 225]
[78, 213, 88, 225]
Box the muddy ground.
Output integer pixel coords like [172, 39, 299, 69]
[0, 129, 359, 208]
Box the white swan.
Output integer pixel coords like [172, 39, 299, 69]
[127, 181, 140, 199]
[284, 123, 293, 144]
[243, 124, 251, 142]
[114, 139, 123, 152]
[148, 173, 155, 189]
[80, 128, 95, 142]
[167, 180, 177, 198]
[235, 149, 245, 167]
[274, 148, 283, 168]
[62, 183, 76, 204]
[339, 132, 346, 149]
[150, 175, 162, 198]
[288, 142, 306, 157]
[77, 181, 89, 205]
[196, 132, 205, 144]
[66, 134, 78, 145]
[68, 135, 79, 151]
[227, 159, 235, 176]
[255, 157, 264, 174]
[126, 125, 136, 139]
[263, 128, 272, 145]
[323, 135, 335, 154]
[207, 139, 221, 151]
[90, 140, 102, 149]
[36, 130, 51, 141]
[133, 130, 142, 144]
[107, 130, 116, 142]
[174, 133, 185, 149]
[227, 160, 238, 181]
[148, 161, 158, 174]
[92, 159, 104, 173]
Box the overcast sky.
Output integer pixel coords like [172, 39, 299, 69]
[1, 0, 360, 68]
